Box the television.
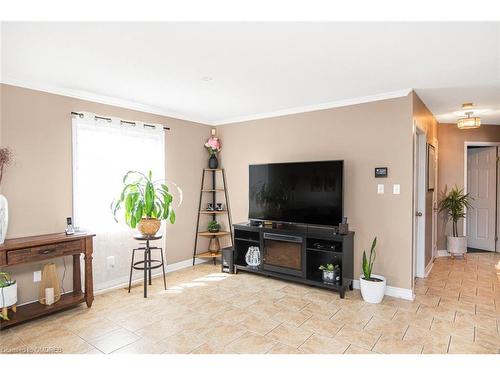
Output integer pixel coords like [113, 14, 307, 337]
[249, 160, 343, 226]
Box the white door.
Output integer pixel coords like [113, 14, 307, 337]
[467, 146, 497, 251]
[413, 128, 426, 279]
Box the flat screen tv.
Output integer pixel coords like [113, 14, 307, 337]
[249, 160, 343, 226]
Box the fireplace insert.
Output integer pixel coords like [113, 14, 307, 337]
[262, 232, 304, 277]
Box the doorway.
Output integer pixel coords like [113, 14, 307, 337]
[465, 143, 500, 252]
[413, 125, 427, 280]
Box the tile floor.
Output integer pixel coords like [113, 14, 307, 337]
[1, 252, 499, 354]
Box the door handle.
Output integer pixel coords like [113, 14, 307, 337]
[416, 212, 423, 217]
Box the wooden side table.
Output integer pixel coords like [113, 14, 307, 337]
[0, 232, 95, 329]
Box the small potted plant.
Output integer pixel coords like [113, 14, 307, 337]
[318, 263, 340, 284]
[205, 133, 222, 169]
[438, 186, 473, 257]
[207, 220, 221, 233]
[360, 237, 386, 304]
[111, 171, 180, 236]
[0, 272, 17, 320]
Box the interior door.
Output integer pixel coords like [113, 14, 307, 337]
[467, 146, 497, 251]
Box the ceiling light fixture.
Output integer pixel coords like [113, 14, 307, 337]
[457, 102, 481, 129]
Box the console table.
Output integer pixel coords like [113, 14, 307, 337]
[0, 232, 95, 329]
[233, 223, 354, 298]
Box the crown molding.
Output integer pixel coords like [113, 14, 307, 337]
[213, 88, 413, 125]
[0, 78, 215, 126]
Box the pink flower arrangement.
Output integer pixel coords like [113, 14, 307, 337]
[205, 136, 221, 155]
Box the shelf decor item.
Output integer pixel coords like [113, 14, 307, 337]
[111, 170, 180, 236]
[207, 220, 221, 233]
[438, 186, 473, 257]
[318, 264, 340, 284]
[38, 263, 62, 305]
[0, 272, 17, 320]
[204, 129, 222, 169]
[245, 246, 261, 267]
[360, 237, 386, 304]
[0, 147, 13, 245]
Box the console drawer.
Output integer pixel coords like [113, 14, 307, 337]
[6, 240, 82, 265]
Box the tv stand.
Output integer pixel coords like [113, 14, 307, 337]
[232, 222, 354, 298]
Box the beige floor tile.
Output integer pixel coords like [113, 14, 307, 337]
[88, 328, 140, 354]
[265, 323, 312, 347]
[364, 316, 408, 339]
[272, 308, 312, 327]
[335, 324, 380, 350]
[392, 310, 433, 329]
[200, 323, 247, 346]
[344, 344, 376, 354]
[135, 320, 183, 342]
[299, 316, 344, 337]
[111, 338, 165, 354]
[160, 330, 208, 354]
[474, 327, 500, 351]
[448, 336, 498, 354]
[430, 318, 475, 341]
[299, 333, 350, 354]
[373, 336, 423, 354]
[0, 331, 27, 354]
[190, 342, 235, 354]
[240, 314, 281, 335]
[225, 331, 278, 354]
[266, 342, 305, 354]
[330, 308, 373, 329]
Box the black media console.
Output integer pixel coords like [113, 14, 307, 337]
[232, 222, 354, 298]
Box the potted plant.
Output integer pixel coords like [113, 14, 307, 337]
[205, 134, 222, 169]
[438, 186, 473, 256]
[360, 237, 386, 304]
[111, 171, 178, 236]
[318, 263, 340, 284]
[207, 220, 221, 233]
[0, 147, 13, 245]
[0, 272, 17, 320]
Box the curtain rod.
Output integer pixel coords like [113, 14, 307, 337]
[71, 112, 170, 131]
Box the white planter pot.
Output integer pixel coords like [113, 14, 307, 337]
[447, 236, 467, 255]
[0, 194, 8, 245]
[359, 274, 386, 304]
[0, 283, 17, 308]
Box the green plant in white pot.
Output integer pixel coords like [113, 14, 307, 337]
[0, 272, 17, 320]
[359, 237, 386, 304]
[111, 171, 180, 236]
[438, 186, 473, 257]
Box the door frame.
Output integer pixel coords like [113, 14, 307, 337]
[412, 122, 427, 282]
[463, 141, 500, 251]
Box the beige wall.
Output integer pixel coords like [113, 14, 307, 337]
[218, 95, 415, 289]
[0, 84, 211, 304]
[411, 93, 439, 267]
[437, 123, 500, 249]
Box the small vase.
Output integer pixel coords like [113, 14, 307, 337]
[209, 154, 218, 169]
[0, 194, 8, 245]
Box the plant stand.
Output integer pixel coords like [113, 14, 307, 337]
[1, 304, 16, 320]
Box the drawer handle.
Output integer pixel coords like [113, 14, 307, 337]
[39, 248, 56, 255]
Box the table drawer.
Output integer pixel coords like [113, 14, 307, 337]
[6, 240, 82, 265]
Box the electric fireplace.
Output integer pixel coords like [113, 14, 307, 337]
[262, 233, 304, 277]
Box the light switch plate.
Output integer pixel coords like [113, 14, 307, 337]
[106, 255, 115, 269]
[33, 270, 42, 283]
[377, 184, 384, 194]
[393, 184, 401, 194]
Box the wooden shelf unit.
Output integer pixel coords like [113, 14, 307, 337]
[192, 168, 233, 265]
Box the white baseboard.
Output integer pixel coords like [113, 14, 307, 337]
[424, 259, 434, 277]
[352, 279, 414, 301]
[437, 250, 449, 257]
[94, 258, 208, 295]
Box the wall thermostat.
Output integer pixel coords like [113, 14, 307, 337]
[375, 167, 388, 178]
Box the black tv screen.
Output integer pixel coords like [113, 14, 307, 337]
[249, 160, 343, 226]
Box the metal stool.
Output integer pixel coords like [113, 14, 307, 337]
[129, 234, 166, 298]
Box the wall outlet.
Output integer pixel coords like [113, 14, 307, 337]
[106, 256, 115, 269]
[377, 184, 384, 194]
[33, 270, 42, 283]
[393, 184, 401, 195]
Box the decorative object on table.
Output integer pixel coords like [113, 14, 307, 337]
[427, 144, 436, 191]
[44, 287, 55, 306]
[111, 170, 181, 236]
[207, 220, 221, 233]
[0, 147, 13, 245]
[360, 237, 386, 304]
[0, 272, 17, 320]
[65, 217, 75, 235]
[38, 263, 62, 305]
[245, 246, 261, 267]
[318, 263, 341, 284]
[206, 202, 214, 211]
[438, 186, 473, 257]
[204, 129, 222, 169]
[215, 203, 224, 211]
[374, 167, 388, 178]
[338, 217, 349, 235]
[193, 168, 233, 265]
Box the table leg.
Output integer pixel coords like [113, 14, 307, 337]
[148, 245, 152, 286]
[84, 237, 94, 307]
[144, 241, 148, 298]
[73, 254, 82, 293]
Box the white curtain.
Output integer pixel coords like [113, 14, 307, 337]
[72, 112, 165, 289]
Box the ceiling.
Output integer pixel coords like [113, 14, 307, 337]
[1, 22, 499, 125]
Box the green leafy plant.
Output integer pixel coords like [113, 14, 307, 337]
[207, 220, 221, 233]
[111, 171, 177, 228]
[318, 264, 339, 272]
[0, 272, 15, 288]
[362, 237, 377, 280]
[438, 186, 473, 237]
